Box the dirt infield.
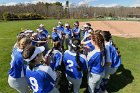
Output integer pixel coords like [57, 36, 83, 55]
[80, 21, 140, 38]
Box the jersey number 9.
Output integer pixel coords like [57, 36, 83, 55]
[29, 77, 39, 92]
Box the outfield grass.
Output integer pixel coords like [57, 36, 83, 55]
[0, 19, 140, 93]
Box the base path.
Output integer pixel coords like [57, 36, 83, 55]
[80, 21, 140, 38]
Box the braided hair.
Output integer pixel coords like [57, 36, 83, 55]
[71, 38, 82, 71]
[92, 33, 106, 66]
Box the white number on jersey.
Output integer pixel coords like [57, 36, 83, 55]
[66, 60, 74, 72]
[29, 77, 39, 92]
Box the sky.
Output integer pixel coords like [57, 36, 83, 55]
[0, 0, 140, 7]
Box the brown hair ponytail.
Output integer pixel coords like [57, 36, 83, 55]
[92, 33, 106, 66]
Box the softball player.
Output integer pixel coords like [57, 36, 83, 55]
[72, 22, 81, 39]
[82, 23, 93, 39]
[39, 24, 49, 37]
[37, 29, 49, 55]
[81, 29, 95, 55]
[82, 24, 89, 38]
[56, 21, 65, 51]
[23, 45, 60, 93]
[57, 21, 64, 34]
[31, 32, 39, 46]
[100, 31, 121, 91]
[87, 33, 105, 93]
[48, 42, 62, 71]
[64, 23, 73, 50]
[24, 29, 34, 37]
[51, 27, 61, 42]
[63, 38, 88, 93]
[8, 35, 32, 93]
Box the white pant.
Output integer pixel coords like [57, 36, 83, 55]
[88, 72, 105, 93]
[8, 75, 30, 93]
[67, 76, 82, 93]
[104, 67, 118, 79]
[49, 87, 60, 93]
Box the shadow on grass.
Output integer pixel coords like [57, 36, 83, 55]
[82, 64, 134, 93]
[59, 64, 134, 93]
[107, 64, 134, 93]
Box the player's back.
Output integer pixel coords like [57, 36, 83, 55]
[9, 47, 25, 78]
[87, 49, 104, 74]
[63, 50, 87, 79]
[26, 65, 55, 93]
[50, 50, 62, 70]
[109, 45, 121, 68]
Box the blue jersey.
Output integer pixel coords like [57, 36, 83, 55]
[73, 27, 80, 38]
[87, 49, 104, 74]
[64, 28, 73, 38]
[9, 47, 26, 78]
[50, 50, 62, 70]
[85, 40, 95, 51]
[105, 42, 112, 63]
[51, 32, 61, 42]
[39, 28, 49, 37]
[63, 50, 88, 79]
[109, 44, 121, 68]
[57, 26, 64, 33]
[82, 30, 88, 38]
[26, 64, 57, 93]
[38, 34, 47, 40]
[38, 34, 47, 46]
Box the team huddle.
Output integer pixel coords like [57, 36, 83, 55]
[8, 21, 121, 93]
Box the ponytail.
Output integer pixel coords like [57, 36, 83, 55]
[71, 38, 82, 71]
[29, 61, 35, 70]
[92, 33, 106, 66]
[101, 43, 106, 66]
[76, 50, 82, 71]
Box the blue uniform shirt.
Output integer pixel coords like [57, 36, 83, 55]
[87, 49, 104, 74]
[64, 28, 73, 38]
[63, 50, 88, 79]
[39, 28, 49, 37]
[51, 32, 61, 42]
[73, 27, 80, 38]
[50, 50, 62, 70]
[109, 45, 121, 68]
[85, 40, 95, 51]
[57, 26, 64, 33]
[105, 42, 112, 63]
[38, 34, 47, 40]
[9, 47, 26, 78]
[26, 64, 57, 93]
[82, 30, 88, 38]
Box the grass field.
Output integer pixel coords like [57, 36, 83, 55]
[0, 19, 140, 93]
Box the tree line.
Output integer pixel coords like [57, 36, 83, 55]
[0, 2, 140, 20]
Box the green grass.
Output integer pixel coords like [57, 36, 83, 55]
[0, 19, 140, 93]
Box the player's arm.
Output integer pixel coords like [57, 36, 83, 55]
[37, 40, 48, 44]
[105, 45, 112, 67]
[80, 54, 88, 71]
[54, 53, 62, 70]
